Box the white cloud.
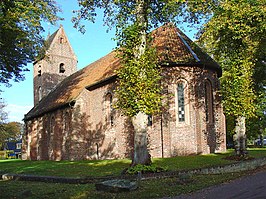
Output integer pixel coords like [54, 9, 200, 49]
[5, 104, 33, 123]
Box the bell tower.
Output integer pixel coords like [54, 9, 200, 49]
[33, 25, 77, 105]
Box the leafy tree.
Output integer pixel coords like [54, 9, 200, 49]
[0, 0, 60, 86]
[0, 99, 8, 149]
[73, 0, 215, 165]
[246, 96, 266, 143]
[0, 99, 7, 125]
[0, 99, 23, 149]
[198, 0, 265, 155]
[0, 122, 23, 150]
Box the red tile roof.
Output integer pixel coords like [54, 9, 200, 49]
[24, 24, 221, 120]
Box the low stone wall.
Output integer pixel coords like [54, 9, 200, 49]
[139, 157, 266, 180]
[0, 173, 114, 184]
[190, 157, 266, 175]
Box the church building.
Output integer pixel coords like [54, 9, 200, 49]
[22, 24, 226, 161]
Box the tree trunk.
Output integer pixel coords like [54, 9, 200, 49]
[135, 0, 147, 59]
[131, 112, 151, 166]
[233, 116, 247, 156]
[130, 0, 151, 166]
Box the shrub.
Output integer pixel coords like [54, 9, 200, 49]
[126, 164, 168, 175]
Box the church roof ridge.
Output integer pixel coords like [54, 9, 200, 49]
[176, 31, 200, 62]
[25, 24, 221, 121]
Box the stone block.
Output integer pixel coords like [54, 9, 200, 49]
[95, 179, 138, 193]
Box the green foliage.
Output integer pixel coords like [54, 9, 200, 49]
[3, 122, 23, 140]
[114, 24, 163, 117]
[0, 0, 60, 86]
[0, 99, 7, 124]
[126, 164, 167, 175]
[0, 99, 8, 149]
[220, 57, 256, 118]
[0, 122, 23, 149]
[73, 0, 227, 165]
[115, 51, 163, 116]
[198, 0, 265, 138]
[73, 1, 217, 117]
[246, 98, 266, 139]
[73, 1, 215, 33]
[0, 99, 23, 148]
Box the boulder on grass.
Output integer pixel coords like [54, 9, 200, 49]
[95, 179, 138, 193]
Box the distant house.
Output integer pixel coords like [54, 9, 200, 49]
[4, 140, 22, 158]
[23, 23, 226, 161]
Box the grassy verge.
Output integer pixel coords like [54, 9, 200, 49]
[0, 171, 253, 199]
[1, 148, 266, 177]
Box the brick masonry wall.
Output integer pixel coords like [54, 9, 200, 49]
[23, 65, 226, 161]
[80, 84, 134, 160]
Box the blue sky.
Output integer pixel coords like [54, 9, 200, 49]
[1, 0, 197, 123]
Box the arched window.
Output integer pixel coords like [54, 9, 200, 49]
[50, 116, 55, 135]
[49, 115, 55, 159]
[175, 80, 190, 125]
[38, 86, 42, 101]
[64, 112, 70, 133]
[59, 63, 65, 73]
[177, 83, 185, 122]
[106, 93, 114, 126]
[205, 80, 214, 123]
[148, 115, 152, 126]
[59, 37, 64, 44]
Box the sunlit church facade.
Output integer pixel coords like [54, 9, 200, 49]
[22, 24, 226, 161]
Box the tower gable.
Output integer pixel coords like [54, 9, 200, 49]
[33, 25, 78, 105]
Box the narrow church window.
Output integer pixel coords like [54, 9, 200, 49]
[59, 63, 65, 73]
[109, 94, 114, 126]
[64, 112, 70, 133]
[205, 80, 213, 122]
[205, 80, 214, 123]
[148, 115, 152, 126]
[50, 116, 55, 134]
[38, 86, 42, 101]
[96, 143, 99, 159]
[177, 83, 185, 122]
[49, 116, 55, 159]
[106, 93, 114, 126]
[59, 37, 64, 44]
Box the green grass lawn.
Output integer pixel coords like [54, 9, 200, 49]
[1, 148, 266, 177]
[1, 148, 266, 198]
[0, 172, 247, 199]
[0, 159, 131, 177]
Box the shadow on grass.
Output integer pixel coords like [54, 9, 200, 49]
[1, 148, 266, 177]
[0, 159, 131, 177]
